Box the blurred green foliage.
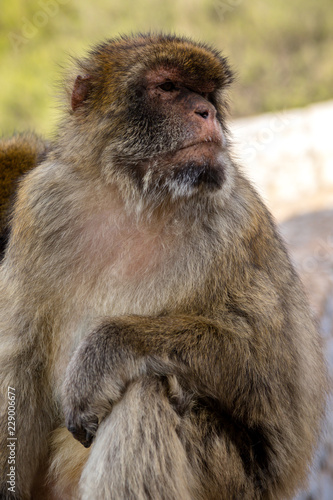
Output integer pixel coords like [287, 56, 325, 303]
[0, 0, 332, 137]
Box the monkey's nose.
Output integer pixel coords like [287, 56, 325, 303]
[194, 102, 216, 120]
[195, 109, 209, 119]
[193, 103, 222, 144]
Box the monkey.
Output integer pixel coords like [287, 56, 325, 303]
[0, 132, 48, 258]
[0, 33, 327, 500]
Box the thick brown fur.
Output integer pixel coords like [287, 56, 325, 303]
[0, 33, 327, 500]
[0, 133, 48, 257]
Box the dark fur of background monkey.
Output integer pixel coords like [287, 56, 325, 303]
[0, 33, 327, 500]
[0, 133, 48, 257]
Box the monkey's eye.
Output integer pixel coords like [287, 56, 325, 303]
[159, 81, 177, 92]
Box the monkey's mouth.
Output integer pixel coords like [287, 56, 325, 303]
[167, 142, 226, 192]
[179, 137, 223, 152]
[139, 140, 226, 197]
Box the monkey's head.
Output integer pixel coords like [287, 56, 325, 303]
[63, 33, 234, 206]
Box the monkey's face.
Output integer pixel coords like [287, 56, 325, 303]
[124, 66, 228, 198]
[69, 34, 234, 202]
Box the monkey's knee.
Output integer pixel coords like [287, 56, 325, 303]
[46, 427, 90, 500]
[79, 376, 197, 500]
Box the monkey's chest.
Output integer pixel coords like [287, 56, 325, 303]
[68, 213, 181, 315]
[82, 221, 169, 281]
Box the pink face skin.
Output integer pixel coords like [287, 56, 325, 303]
[145, 67, 224, 158]
[135, 67, 227, 194]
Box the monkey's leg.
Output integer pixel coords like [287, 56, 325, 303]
[78, 376, 198, 500]
[78, 377, 260, 500]
[0, 346, 55, 500]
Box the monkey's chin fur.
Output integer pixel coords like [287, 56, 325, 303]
[171, 142, 225, 188]
[139, 142, 230, 203]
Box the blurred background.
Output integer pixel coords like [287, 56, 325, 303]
[1, 0, 333, 135]
[1, 1, 332, 498]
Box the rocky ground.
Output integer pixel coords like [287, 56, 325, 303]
[231, 102, 333, 499]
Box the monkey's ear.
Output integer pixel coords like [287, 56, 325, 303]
[71, 75, 92, 111]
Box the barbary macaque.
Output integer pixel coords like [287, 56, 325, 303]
[0, 33, 327, 500]
[0, 133, 48, 257]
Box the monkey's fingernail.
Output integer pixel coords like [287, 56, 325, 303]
[85, 430, 94, 444]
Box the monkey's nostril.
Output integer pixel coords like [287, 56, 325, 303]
[195, 110, 209, 119]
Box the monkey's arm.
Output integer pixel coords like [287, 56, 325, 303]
[63, 313, 294, 447]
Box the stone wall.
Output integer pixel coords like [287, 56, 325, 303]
[231, 100, 333, 221]
[231, 101, 333, 500]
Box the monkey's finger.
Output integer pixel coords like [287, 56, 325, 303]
[67, 424, 93, 447]
[67, 414, 98, 446]
[83, 430, 94, 448]
[67, 424, 86, 443]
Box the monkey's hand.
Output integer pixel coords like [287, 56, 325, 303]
[62, 315, 222, 448]
[62, 320, 150, 448]
[62, 313, 277, 449]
